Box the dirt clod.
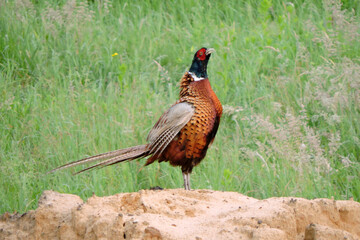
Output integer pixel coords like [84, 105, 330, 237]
[0, 189, 359, 240]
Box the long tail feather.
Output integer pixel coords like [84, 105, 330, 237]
[47, 144, 149, 174]
[74, 145, 149, 174]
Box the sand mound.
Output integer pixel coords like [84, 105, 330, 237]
[0, 189, 359, 240]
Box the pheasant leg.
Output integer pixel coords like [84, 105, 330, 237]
[182, 172, 191, 190]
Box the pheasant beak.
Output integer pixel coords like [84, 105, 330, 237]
[205, 48, 215, 55]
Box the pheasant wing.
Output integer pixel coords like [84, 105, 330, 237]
[147, 102, 194, 155]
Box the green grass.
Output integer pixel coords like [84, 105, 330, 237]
[0, 0, 359, 214]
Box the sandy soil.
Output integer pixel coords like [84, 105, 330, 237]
[0, 189, 359, 240]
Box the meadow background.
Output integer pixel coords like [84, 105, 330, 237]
[1, 0, 359, 214]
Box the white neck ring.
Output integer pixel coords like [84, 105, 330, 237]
[189, 72, 205, 81]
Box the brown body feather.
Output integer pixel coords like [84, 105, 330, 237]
[146, 72, 222, 173]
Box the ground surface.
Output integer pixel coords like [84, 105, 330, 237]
[0, 189, 359, 240]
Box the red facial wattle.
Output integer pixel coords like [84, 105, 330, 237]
[196, 48, 207, 61]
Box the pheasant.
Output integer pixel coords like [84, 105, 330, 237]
[49, 47, 223, 190]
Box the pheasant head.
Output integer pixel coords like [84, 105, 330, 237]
[188, 48, 215, 81]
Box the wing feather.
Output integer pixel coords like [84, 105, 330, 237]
[147, 102, 194, 154]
